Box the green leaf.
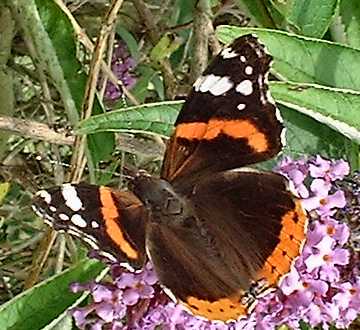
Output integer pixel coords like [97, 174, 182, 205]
[270, 81, 360, 143]
[339, 1, 360, 49]
[0, 259, 105, 330]
[130, 65, 157, 103]
[150, 33, 182, 62]
[217, 26, 360, 91]
[16, 0, 114, 165]
[42, 314, 73, 330]
[76, 101, 182, 137]
[235, 0, 278, 28]
[299, 320, 312, 330]
[287, 0, 338, 38]
[116, 26, 140, 61]
[173, 0, 196, 25]
[0, 182, 10, 204]
[151, 72, 165, 101]
[280, 105, 355, 162]
[268, 0, 294, 17]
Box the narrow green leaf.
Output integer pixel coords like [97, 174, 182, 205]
[116, 26, 140, 61]
[270, 81, 360, 143]
[217, 26, 360, 91]
[287, 0, 338, 38]
[339, 1, 360, 49]
[0, 259, 105, 330]
[76, 101, 182, 137]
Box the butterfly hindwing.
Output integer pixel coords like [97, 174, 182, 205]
[143, 170, 307, 321]
[162, 35, 284, 186]
[32, 183, 147, 270]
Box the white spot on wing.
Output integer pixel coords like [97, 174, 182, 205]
[245, 66, 253, 75]
[199, 74, 220, 93]
[36, 190, 51, 204]
[240, 55, 246, 62]
[208, 76, 234, 96]
[193, 76, 205, 92]
[49, 206, 57, 212]
[221, 47, 238, 59]
[71, 214, 87, 228]
[280, 128, 287, 146]
[91, 221, 100, 228]
[195, 74, 234, 96]
[237, 103, 246, 111]
[62, 184, 83, 212]
[236, 80, 253, 96]
[59, 213, 69, 221]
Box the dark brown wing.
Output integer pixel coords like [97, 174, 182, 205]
[146, 171, 307, 321]
[161, 35, 284, 186]
[32, 183, 147, 270]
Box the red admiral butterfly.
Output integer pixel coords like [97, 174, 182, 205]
[32, 35, 307, 321]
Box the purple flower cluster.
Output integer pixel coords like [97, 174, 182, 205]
[71, 156, 360, 329]
[103, 41, 136, 102]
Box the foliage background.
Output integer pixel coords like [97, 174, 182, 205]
[0, 0, 359, 329]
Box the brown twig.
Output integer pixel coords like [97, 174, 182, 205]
[0, 114, 167, 159]
[99, 29, 116, 100]
[190, 0, 212, 83]
[70, 0, 125, 183]
[0, 115, 74, 145]
[54, 0, 139, 106]
[24, 228, 57, 289]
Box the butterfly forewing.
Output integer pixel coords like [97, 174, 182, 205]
[32, 183, 147, 269]
[161, 35, 284, 186]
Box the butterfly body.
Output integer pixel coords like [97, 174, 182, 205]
[132, 173, 190, 226]
[32, 35, 307, 321]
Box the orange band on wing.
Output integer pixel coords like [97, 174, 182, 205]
[258, 200, 307, 285]
[99, 187, 138, 260]
[176, 119, 268, 152]
[183, 293, 250, 321]
[175, 122, 208, 139]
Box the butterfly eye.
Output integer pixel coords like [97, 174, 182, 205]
[182, 216, 196, 228]
[165, 198, 183, 215]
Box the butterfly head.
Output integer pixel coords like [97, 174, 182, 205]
[132, 173, 189, 224]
